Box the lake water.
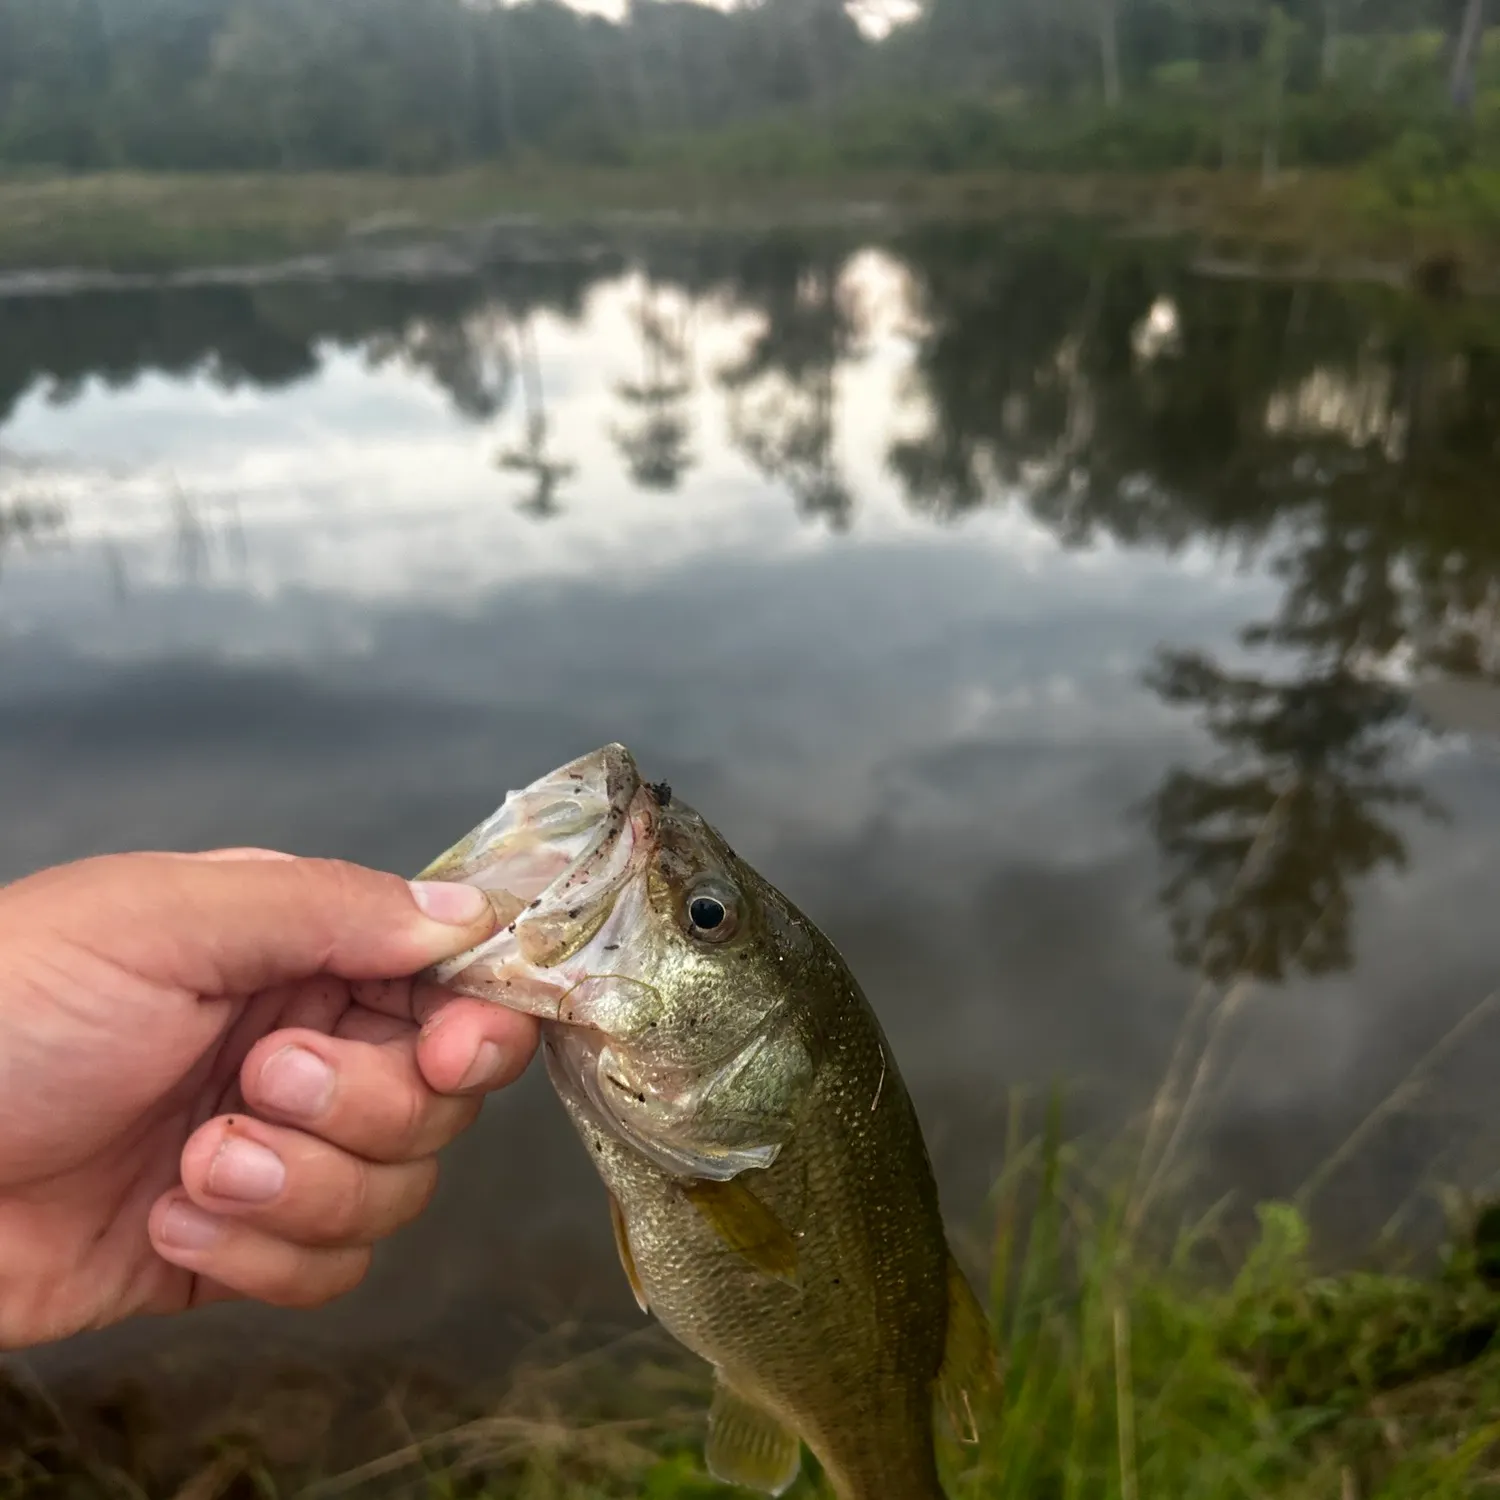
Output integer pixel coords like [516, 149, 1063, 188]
[6, 220, 1500, 1401]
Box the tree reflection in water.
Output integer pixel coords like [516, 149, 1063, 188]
[494, 315, 575, 521]
[716, 238, 864, 532]
[885, 222, 1500, 990]
[1144, 652, 1437, 986]
[3, 228, 1499, 992]
[611, 279, 696, 493]
[0, 461, 66, 578]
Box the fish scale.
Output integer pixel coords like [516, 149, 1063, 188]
[559, 948, 950, 1499]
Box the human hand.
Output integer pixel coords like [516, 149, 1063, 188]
[0, 849, 536, 1351]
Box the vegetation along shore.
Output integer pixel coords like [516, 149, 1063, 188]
[0, 1, 1497, 279]
[13, 1110, 1500, 1499]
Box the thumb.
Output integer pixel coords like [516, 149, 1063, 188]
[3, 852, 498, 997]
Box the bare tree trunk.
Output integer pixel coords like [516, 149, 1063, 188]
[1100, 0, 1122, 107]
[1449, 0, 1486, 115]
[1321, 0, 1339, 81]
[1263, 76, 1282, 187]
[1263, 4, 1290, 188]
[1221, 18, 1242, 169]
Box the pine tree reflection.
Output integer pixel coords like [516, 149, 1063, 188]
[494, 316, 575, 521]
[1144, 651, 1438, 985]
[611, 280, 696, 493]
[717, 239, 863, 532]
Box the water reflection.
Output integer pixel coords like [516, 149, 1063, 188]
[5, 230, 1499, 992]
[718, 239, 864, 532]
[0, 454, 68, 575]
[1144, 651, 1436, 986]
[495, 316, 576, 521]
[611, 280, 697, 493]
[6, 223, 1500, 1394]
[368, 304, 515, 423]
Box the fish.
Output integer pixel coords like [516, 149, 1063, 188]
[417, 744, 997, 1500]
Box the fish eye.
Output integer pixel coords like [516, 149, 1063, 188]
[690, 897, 726, 929]
[685, 881, 738, 941]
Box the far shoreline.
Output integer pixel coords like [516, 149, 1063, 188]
[1, 165, 1494, 295]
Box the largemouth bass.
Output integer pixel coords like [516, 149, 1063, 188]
[418, 744, 996, 1499]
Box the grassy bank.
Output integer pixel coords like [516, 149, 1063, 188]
[0, 160, 1496, 283]
[13, 1138, 1500, 1500]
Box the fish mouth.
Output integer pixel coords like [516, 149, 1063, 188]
[420, 743, 656, 1015]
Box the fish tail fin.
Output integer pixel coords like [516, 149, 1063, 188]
[936, 1249, 1001, 1447]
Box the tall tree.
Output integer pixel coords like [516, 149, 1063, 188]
[1448, 0, 1487, 113]
[1097, 0, 1124, 105]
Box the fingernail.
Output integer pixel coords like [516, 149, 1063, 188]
[160, 1201, 223, 1252]
[409, 880, 490, 926]
[259, 1045, 335, 1119]
[459, 1041, 506, 1092]
[207, 1136, 286, 1203]
[192, 847, 299, 862]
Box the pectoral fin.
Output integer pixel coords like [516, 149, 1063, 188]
[608, 1191, 649, 1314]
[681, 1177, 799, 1284]
[937, 1252, 1000, 1445]
[706, 1375, 802, 1496]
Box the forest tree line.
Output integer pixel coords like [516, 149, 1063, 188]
[0, 0, 1493, 174]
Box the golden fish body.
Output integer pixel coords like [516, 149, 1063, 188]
[420, 746, 995, 1499]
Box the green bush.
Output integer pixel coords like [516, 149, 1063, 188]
[1282, 88, 1442, 168]
[637, 78, 1494, 183]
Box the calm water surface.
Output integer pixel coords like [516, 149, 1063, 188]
[6, 222, 1500, 1389]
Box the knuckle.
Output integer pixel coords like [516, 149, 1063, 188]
[390, 1159, 440, 1232]
[332, 1247, 373, 1300]
[408, 1097, 477, 1164]
[316, 1157, 372, 1244]
[393, 1073, 433, 1157]
[293, 858, 400, 972]
[263, 1248, 370, 1310]
[453, 1094, 485, 1134]
[261, 1274, 326, 1311]
[284, 859, 350, 973]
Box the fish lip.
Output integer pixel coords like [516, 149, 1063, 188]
[426, 743, 656, 998]
[571, 742, 643, 818]
[532, 742, 643, 827]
